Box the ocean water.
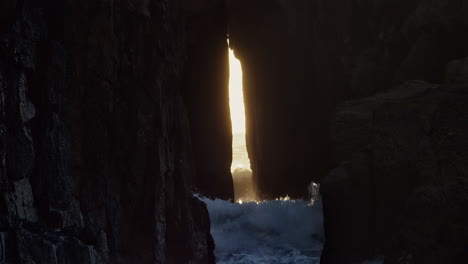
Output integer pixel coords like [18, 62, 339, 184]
[211, 131, 383, 263]
[231, 133, 251, 172]
[201, 196, 324, 264]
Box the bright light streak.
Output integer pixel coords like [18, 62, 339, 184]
[228, 48, 246, 134]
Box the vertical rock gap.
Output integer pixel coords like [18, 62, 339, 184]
[227, 39, 256, 202]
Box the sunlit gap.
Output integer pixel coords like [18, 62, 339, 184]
[228, 39, 256, 202]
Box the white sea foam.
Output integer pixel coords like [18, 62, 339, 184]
[200, 196, 324, 264]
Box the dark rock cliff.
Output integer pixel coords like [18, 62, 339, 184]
[324, 80, 468, 264]
[228, 0, 468, 200]
[312, 0, 468, 100]
[1, 0, 215, 263]
[183, 0, 233, 201]
[318, 1, 468, 263]
[228, 0, 468, 263]
[228, 0, 333, 199]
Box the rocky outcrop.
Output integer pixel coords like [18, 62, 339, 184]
[228, 0, 468, 262]
[1, 0, 215, 263]
[183, 0, 233, 200]
[313, 0, 468, 101]
[228, 0, 333, 199]
[322, 80, 468, 263]
[318, 1, 468, 263]
[228, 0, 468, 200]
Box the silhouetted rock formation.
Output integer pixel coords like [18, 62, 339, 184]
[0, 0, 215, 263]
[324, 80, 468, 264]
[229, 0, 468, 263]
[228, 0, 333, 199]
[312, 0, 468, 101]
[183, 0, 234, 200]
[4, 0, 468, 262]
[319, 1, 468, 263]
[228, 0, 468, 200]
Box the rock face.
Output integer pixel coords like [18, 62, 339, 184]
[183, 0, 234, 200]
[318, 1, 468, 263]
[1, 0, 215, 263]
[228, 0, 468, 200]
[228, 0, 468, 262]
[323, 80, 468, 264]
[312, 0, 468, 100]
[228, 0, 333, 199]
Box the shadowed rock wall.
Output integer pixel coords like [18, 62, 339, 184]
[312, 0, 468, 100]
[317, 1, 468, 263]
[229, 0, 468, 263]
[324, 80, 468, 264]
[228, 0, 332, 199]
[0, 0, 215, 263]
[183, 0, 233, 200]
[228, 0, 468, 200]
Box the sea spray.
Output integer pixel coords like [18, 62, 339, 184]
[199, 196, 324, 264]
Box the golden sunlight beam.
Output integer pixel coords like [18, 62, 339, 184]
[228, 48, 246, 134]
[228, 48, 250, 172]
[228, 46, 256, 201]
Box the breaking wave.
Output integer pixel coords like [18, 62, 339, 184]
[200, 196, 324, 264]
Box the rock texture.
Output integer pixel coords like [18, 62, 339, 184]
[228, 0, 468, 262]
[183, 0, 233, 200]
[228, 0, 333, 199]
[228, 0, 468, 200]
[1, 0, 215, 263]
[318, 1, 468, 263]
[323, 80, 468, 264]
[313, 0, 468, 100]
